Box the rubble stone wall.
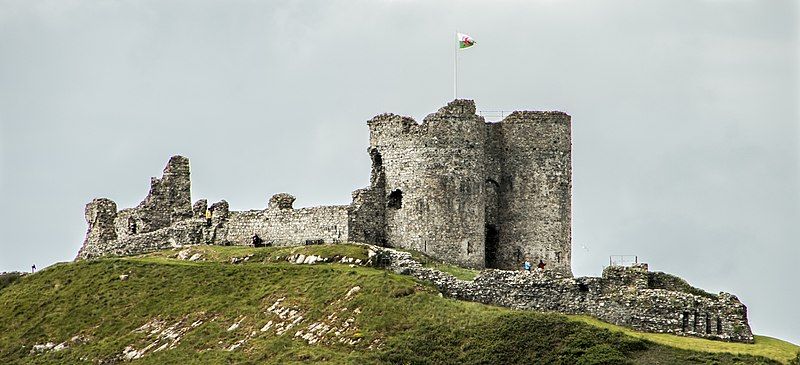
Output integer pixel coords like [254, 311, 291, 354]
[219, 205, 349, 246]
[131, 155, 192, 234]
[77, 198, 118, 259]
[381, 247, 753, 343]
[347, 148, 387, 245]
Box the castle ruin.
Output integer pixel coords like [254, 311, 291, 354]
[77, 99, 753, 343]
[79, 100, 572, 275]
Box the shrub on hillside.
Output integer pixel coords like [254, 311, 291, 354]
[0, 272, 23, 291]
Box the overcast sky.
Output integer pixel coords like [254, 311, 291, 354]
[1, 0, 797, 344]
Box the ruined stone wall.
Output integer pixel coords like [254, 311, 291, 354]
[219, 199, 349, 247]
[488, 111, 572, 275]
[368, 100, 488, 268]
[77, 156, 193, 259]
[77, 198, 118, 259]
[382, 247, 753, 343]
[96, 220, 205, 257]
[131, 156, 192, 234]
[347, 148, 387, 246]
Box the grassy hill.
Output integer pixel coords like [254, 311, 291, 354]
[0, 244, 797, 364]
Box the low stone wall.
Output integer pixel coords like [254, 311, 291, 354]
[379, 247, 753, 343]
[220, 206, 349, 246]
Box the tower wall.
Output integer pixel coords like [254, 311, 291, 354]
[488, 111, 572, 275]
[368, 100, 487, 268]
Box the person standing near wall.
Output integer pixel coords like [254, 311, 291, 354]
[205, 208, 212, 227]
[252, 233, 264, 247]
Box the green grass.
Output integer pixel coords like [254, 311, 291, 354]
[405, 249, 481, 281]
[0, 245, 795, 364]
[141, 243, 370, 264]
[569, 315, 800, 364]
[424, 262, 480, 281]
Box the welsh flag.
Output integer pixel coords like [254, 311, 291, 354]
[458, 33, 475, 49]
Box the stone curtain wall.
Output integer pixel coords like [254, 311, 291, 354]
[367, 100, 488, 268]
[381, 247, 753, 343]
[220, 204, 349, 246]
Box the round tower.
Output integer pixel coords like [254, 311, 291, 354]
[367, 100, 487, 268]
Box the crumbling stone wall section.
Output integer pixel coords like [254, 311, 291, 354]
[192, 199, 208, 219]
[380, 247, 753, 343]
[77, 198, 118, 259]
[77, 156, 194, 259]
[134, 155, 192, 233]
[347, 148, 387, 245]
[111, 156, 193, 243]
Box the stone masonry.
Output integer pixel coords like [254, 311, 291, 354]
[377, 246, 753, 343]
[363, 100, 571, 273]
[78, 100, 571, 275]
[75, 99, 754, 343]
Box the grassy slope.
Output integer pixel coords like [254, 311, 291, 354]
[570, 316, 799, 364]
[0, 244, 795, 365]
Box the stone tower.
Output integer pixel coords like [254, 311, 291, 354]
[362, 100, 572, 275]
[367, 100, 488, 268]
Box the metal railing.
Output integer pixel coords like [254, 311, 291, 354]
[478, 110, 511, 121]
[609, 255, 639, 267]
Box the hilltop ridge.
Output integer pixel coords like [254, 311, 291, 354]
[1, 244, 798, 364]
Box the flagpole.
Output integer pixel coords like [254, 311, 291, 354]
[454, 30, 458, 100]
